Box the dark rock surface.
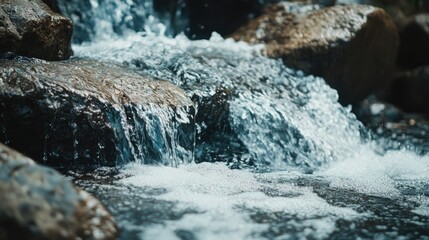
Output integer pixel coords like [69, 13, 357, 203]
[0, 142, 117, 240]
[0, 57, 195, 169]
[385, 65, 429, 115]
[397, 14, 429, 69]
[231, 3, 399, 105]
[0, 0, 73, 60]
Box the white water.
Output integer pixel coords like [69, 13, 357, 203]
[63, 1, 429, 238]
[71, 33, 429, 239]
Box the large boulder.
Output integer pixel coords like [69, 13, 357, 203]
[385, 65, 429, 114]
[0, 0, 73, 60]
[0, 57, 195, 169]
[0, 142, 117, 240]
[231, 3, 399, 104]
[397, 14, 429, 69]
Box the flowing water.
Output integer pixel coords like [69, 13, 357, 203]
[59, 0, 429, 239]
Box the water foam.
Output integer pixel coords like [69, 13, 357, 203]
[119, 162, 361, 239]
[68, 7, 429, 238]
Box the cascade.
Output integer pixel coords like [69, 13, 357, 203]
[46, 1, 429, 238]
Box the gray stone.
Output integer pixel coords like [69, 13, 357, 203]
[231, 3, 399, 104]
[0, 142, 117, 240]
[0, 0, 73, 60]
[0, 57, 195, 169]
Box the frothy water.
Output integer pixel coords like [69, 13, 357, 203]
[72, 33, 429, 239]
[59, 0, 429, 238]
[74, 33, 367, 171]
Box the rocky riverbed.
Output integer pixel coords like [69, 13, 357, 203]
[1, 0, 429, 239]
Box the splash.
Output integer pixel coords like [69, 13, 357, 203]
[74, 33, 367, 171]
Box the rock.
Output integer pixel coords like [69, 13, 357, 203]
[385, 65, 429, 114]
[0, 57, 195, 169]
[0, 142, 117, 240]
[0, 8, 21, 53]
[397, 14, 429, 69]
[39, 0, 96, 43]
[0, 0, 73, 60]
[231, 3, 399, 104]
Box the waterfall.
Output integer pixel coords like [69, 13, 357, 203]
[51, 0, 423, 172]
[71, 31, 371, 171]
[50, 0, 369, 170]
[51, 1, 429, 239]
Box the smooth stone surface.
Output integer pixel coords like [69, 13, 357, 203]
[231, 3, 399, 104]
[0, 0, 73, 60]
[0, 142, 117, 240]
[0, 57, 195, 169]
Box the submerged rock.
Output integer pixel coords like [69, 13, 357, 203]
[0, 57, 195, 169]
[397, 14, 429, 69]
[231, 3, 399, 104]
[0, 0, 73, 60]
[0, 142, 117, 240]
[385, 65, 429, 115]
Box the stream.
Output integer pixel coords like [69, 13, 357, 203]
[57, 0, 429, 239]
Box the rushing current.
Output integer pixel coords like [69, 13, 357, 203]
[58, 0, 429, 239]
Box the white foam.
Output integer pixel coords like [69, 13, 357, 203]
[120, 162, 360, 239]
[321, 147, 429, 198]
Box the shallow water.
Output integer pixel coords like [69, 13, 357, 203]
[72, 156, 429, 239]
[68, 33, 429, 239]
[58, 0, 429, 238]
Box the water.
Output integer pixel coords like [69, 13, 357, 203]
[58, 0, 429, 239]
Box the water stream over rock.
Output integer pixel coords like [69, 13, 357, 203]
[37, 0, 429, 239]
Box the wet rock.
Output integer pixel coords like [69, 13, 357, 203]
[397, 14, 429, 69]
[0, 142, 117, 240]
[0, 57, 195, 169]
[385, 65, 429, 114]
[0, 0, 73, 60]
[40, 0, 100, 43]
[231, 3, 399, 104]
[0, 8, 20, 53]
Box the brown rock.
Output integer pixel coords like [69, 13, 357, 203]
[0, 58, 195, 169]
[386, 65, 429, 114]
[231, 3, 399, 104]
[0, 0, 73, 60]
[397, 14, 429, 69]
[0, 142, 118, 240]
